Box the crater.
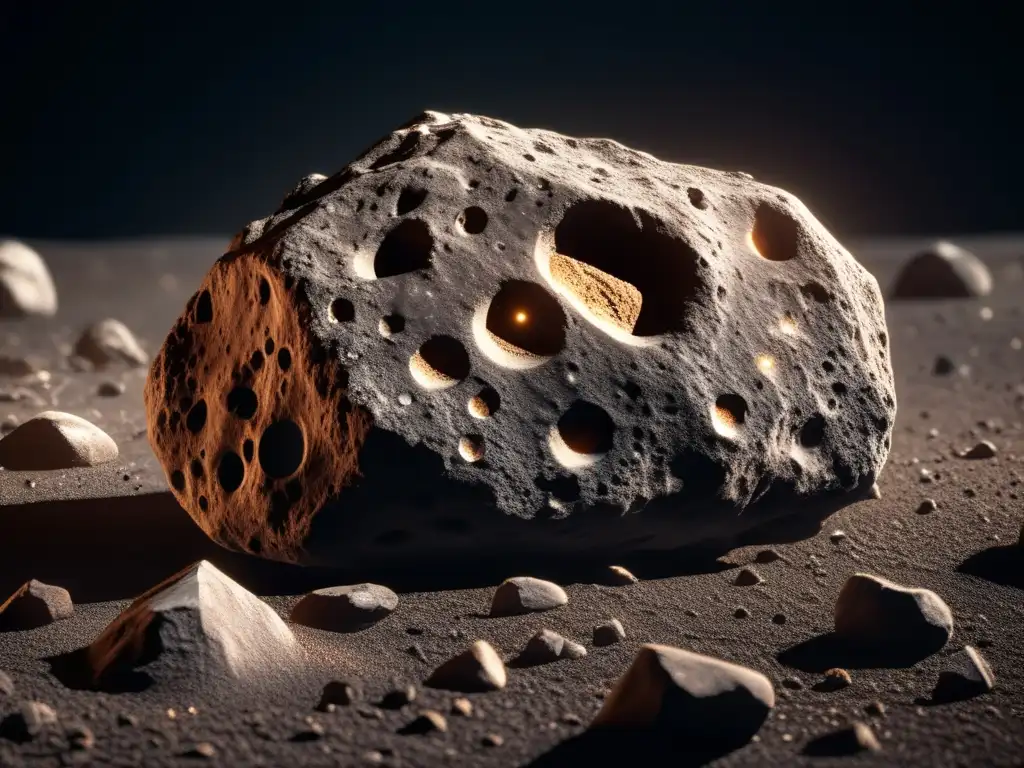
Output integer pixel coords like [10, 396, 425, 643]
[473, 280, 566, 370]
[258, 419, 305, 479]
[457, 206, 488, 235]
[226, 386, 258, 420]
[712, 394, 748, 439]
[357, 218, 434, 279]
[799, 414, 826, 448]
[329, 298, 355, 323]
[396, 186, 428, 215]
[468, 386, 500, 419]
[217, 451, 245, 493]
[409, 336, 470, 390]
[458, 435, 485, 463]
[549, 400, 616, 469]
[185, 400, 207, 434]
[748, 202, 800, 261]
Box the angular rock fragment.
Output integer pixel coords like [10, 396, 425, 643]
[81, 560, 300, 689]
[834, 573, 953, 656]
[426, 640, 507, 692]
[398, 710, 447, 735]
[933, 646, 995, 701]
[603, 565, 639, 585]
[592, 644, 773, 746]
[0, 701, 58, 743]
[490, 577, 567, 617]
[380, 684, 417, 709]
[891, 241, 992, 299]
[290, 583, 398, 632]
[0, 240, 58, 318]
[144, 111, 896, 567]
[73, 319, 147, 368]
[0, 580, 73, 630]
[0, 411, 118, 470]
[593, 619, 626, 647]
[803, 721, 881, 756]
[514, 628, 586, 666]
[960, 440, 997, 459]
[814, 667, 852, 692]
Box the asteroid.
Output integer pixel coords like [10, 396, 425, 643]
[290, 583, 398, 632]
[0, 240, 58, 318]
[79, 560, 300, 690]
[143, 111, 896, 567]
[891, 241, 992, 298]
[73, 319, 148, 368]
[0, 411, 118, 470]
[0, 580, 74, 631]
[592, 644, 774, 746]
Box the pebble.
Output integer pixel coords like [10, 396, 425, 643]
[407, 644, 428, 662]
[451, 698, 473, 717]
[603, 565, 639, 585]
[0, 411, 118, 470]
[593, 619, 626, 647]
[426, 640, 507, 693]
[490, 576, 568, 616]
[67, 724, 95, 750]
[782, 677, 804, 690]
[816, 668, 852, 691]
[399, 710, 447, 735]
[0, 579, 73, 630]
[804, 721, 881, 755]
[97, 380, 126, 397]
[916, 498, 938, 515]
[516, 629, 587, 666]
[734, 567, 763, 587]
[73, 318, 147, 368]
[0, 240, 58, 317]
[829, 530, 847, 544]
[380, 685, 417, 709]
[290, 717, 325, 742]
[961, 440, 997, 459]
[864, 701, 886, 717]
[0, 701, 58, 743]
[317, 681, 359, 711]
[934, 646, 995, 701]
[482, 733, 504, 747]
[291, 583, 398, 632]
[734, 607, 750, 619]
[183, 742, 217, 758]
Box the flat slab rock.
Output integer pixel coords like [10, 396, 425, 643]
[144, 111, 896, 567]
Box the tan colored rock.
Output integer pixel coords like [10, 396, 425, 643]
[74, 319, 147, 368]
[0, 580, 73, 630]
[0, 240, 57, 318]
[0, 411, 117, 470]
[425, 640, 506, 693]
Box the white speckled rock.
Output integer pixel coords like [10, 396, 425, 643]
[0, 411, 118, 470]
[0, 240, 57, 318]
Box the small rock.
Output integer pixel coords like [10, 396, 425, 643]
[803, 721, 881, 756]
[734, 607, 750, 619]
[399, 710, 447, 735]
[754, 549, 782, 564]
[960, 440, 997, 460]
[0, 580, 73, 630]
[451, 698, 473, 717]
[73, 319, 147, 368]
[0, 410, 118, 470]
[490, 577, 567, 616]
[116, 713, 138, 727]
[0, 240, 58, 318]
[97, 380, 126, 397]
[829, 530, 847, 544]
[815, 668, 852, 691]
[604, 565, 639, 585]
[593, 619, 626, 647]
[561, 713, 582, 725]
[290, 718, 325, 742]
[864, 701, 886, 717]
[891, 241, 992, 299]
[869, 483, 882, 499]
[183, 742, 217, 758]
[781, 676, 803, 690]
[0, 701, 58, 743]
[66, 724, 95, 750]
[834, 573, 953, 656]
[734, 567, 763, 587]
[916, 499, 938, 515]
[407, 644, 428, 662]
[933, 356, 956, 375]
[482, 733, 504, 747]
[592, 644, 774, 746]
[317, 681, 358, 711]
[380, 685, 417, 709]
[290, 583, 399, 632]
[0, 671, 13, 697]
[515, 629, 587, 666]
[426, 640, 507, 693]
[934, 646, 995, 701]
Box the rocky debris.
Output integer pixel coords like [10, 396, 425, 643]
[891, 241, 992, 298]
[317, 681, 359, 711]
[490, 577, 567, 617]
[407, 643, 428, 662]
[514, 629, 587, 666]
[0, 410, 118, 470]
[934, 646, 995, 701]
[804, 721, 881, 756]
[144, 111, 896, 568]
[450, 698, 473, 717]
[380, 685, 417, 709]
[398, 710, 447, 735]
[0, 580, 73, 630]
[0, 240, 58, 318]
[834, 573, 953, 656]
[97, 380, 126, 397]
[960, 440, 997, 459]
[933, 355, 956, 375]
[73, 319, 147, 368]
[734, 567, 763, 586]
[82, 560, 300, 689]
[815, 668, 852, 692]
[593, 619, 626, 646]
[0, 701, 58, 743]
[592, 644, 773, 746]
[290, 583, 398, 632]
[426, 640, 507, 693]
[603, 565, 638, 585]
[916, 498, 938, 515]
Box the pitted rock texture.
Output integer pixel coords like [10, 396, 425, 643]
[145, 111, 896, 567]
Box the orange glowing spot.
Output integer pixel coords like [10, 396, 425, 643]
[514, 311, 528, 324]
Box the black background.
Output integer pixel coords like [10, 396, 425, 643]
[0, 3, 1018, 240]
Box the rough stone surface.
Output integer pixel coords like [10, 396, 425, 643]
[425, 640, 507, 692]
[0, 240, 58, 318]
[143, 111, 896, 567]
[834, 573, 953, 655]
[290, 583, 398, 632]
[0, 580, 73, 630]
[490, 577, 568, 617]
[0, 410, 118, 470]
[934, 646, 995, 701]
[81, 560, 300, 690]
[73, 318, 148, 369]
[891, 241, 992, 298]
[592, 644, 774, 745]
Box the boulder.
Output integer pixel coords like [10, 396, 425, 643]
[73, 319, 148, 368]
[82, 560, 300, 690]
[143, 111, 896, 567]
[290, 583, 398, 632]
[0, 240, 57, 318]
[490, 576, 568, 617]
[592, 644, 773, 746]
[0, 411, 118, 470]
[0, 580, 73, 630]
[891, 241, 992, 298]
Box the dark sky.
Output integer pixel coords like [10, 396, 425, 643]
[0, 3, 1018, 240]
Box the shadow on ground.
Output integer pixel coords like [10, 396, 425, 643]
[957, 544, 1024, 590]
[778, 632, 940, 673]
[526, 728, 744, 768]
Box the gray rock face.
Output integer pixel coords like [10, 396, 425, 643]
[0, 410, 118, 470]
[73, 319, 148, 368]
[592, 644, 774, 745]
[144, 111, 896, 567]
[82, 560, 300, 690]
[891, 241, 992, 298]
[290, 583, 398, 632]
[0, 240, 57, 318]
[0, 580, 73, 630]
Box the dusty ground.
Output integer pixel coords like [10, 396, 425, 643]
[1, 235, 1023, 766]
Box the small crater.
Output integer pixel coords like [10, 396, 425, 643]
[190, 459, 204, 478]
[800, 282, 832, 303]
[378, 314, 405, 338]
[195, 290, 213, 323]
[748, 202, 800, 261]
[686, 187, 708, 209]
[396, 186, 428, 215]
[265, 338, 275, 354]
[259, 419, 305, 479]
[268, 491, 290, 532]
[505, 189, 518, 202]
[258, 279, 271, 305]
[278, 348, 292, 372]
[457, 206, 489, 235]
[170, 470, 185, 491]
[218, 451, 245, 493]
[227, 386, 258, 420]
[478, 280, 566, 368]
[364, 219, 433, 279]
[550, 400, 616, 468]
[185, 400, 208, 434]
[468, 386, 500, 419]
[243, 439, 254, 463]
[329, 298, 355, 323]
[198, 496, 208, 511]
[458, 435, 485, 463]
[250, 350, 265, 371]
[799, 414, 826, 448]
[409, 336, 470, 390]
[712, 394, 748, 439]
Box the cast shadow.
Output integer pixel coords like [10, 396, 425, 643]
[45, 647, 155, 694]
[526, 728, 744, 768]
[778, 632, 939, 673]
[956, 544, 1024, 590]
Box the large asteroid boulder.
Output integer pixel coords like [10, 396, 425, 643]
[144, 111, 896, 567]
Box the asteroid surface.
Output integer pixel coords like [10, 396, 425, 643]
[144, 111, 896, 567]
[0, 240, 57, 318]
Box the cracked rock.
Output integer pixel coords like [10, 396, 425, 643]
[144, 111, 896, 567]
[0, 240, 57, 318]
[290, 583, 398, 632]
[891, 241, 992, 298]
[0, 580, 73, 630]
[0, 411, 118, 470]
